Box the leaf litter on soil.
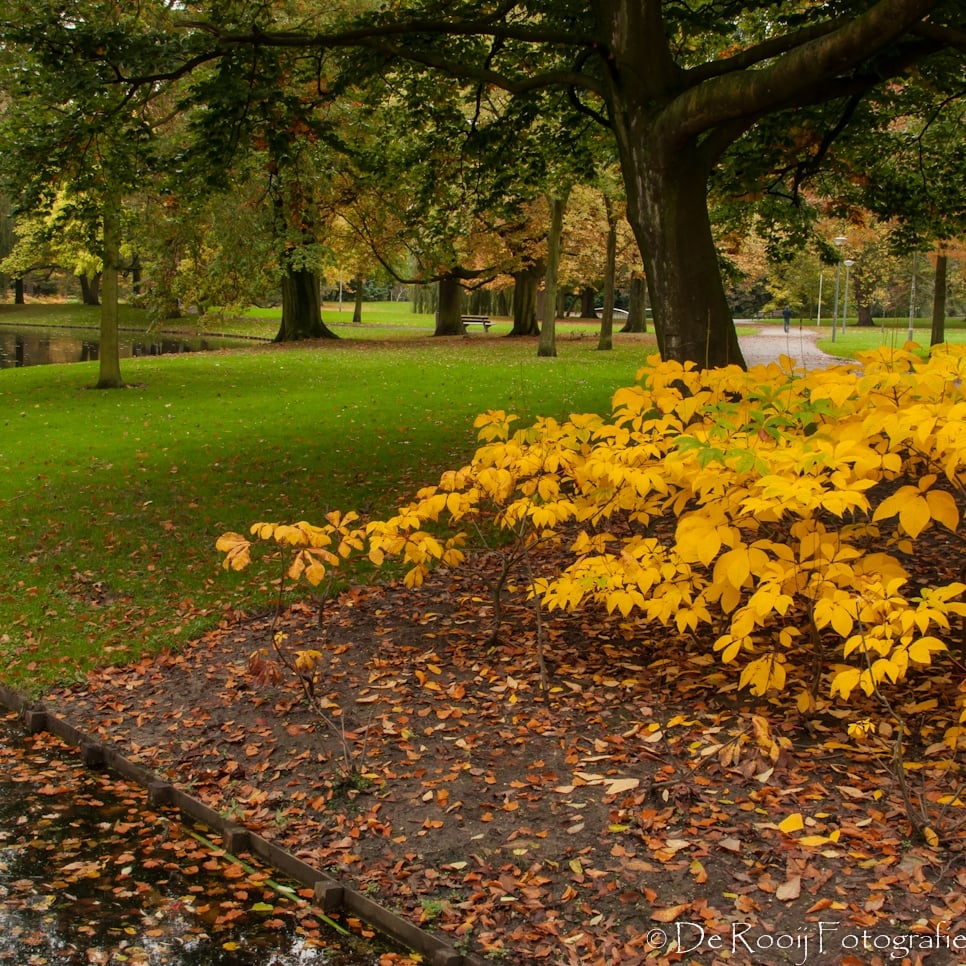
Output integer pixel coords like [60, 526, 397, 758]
[43, 556, 966, 965]
[0, 715, 404, 965]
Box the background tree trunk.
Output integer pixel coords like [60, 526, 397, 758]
[538, 189, 569, 358]
[854, 277, 876, 326]
[622, 274, 648, 333]
[352, 276, 363, 323]
[510, 264, 541, 336]
[79, 273, 101, 306]
[434, 274, 464, 335]
[275, 267, 338, 341]
[95, 195, 123, 389]
[930, 252, 947, 346]
[598, 200, 617, 351]
[856, 303, 876, 326]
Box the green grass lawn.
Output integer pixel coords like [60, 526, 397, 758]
[1, 299, 617, 341]
[0, 301, 157, 329]
[812, 316, 966, 358]
[231, 300, 622, 340]
[0, 307, 655, 694]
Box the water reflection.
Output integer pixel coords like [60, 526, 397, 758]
[0, 717, 383, 965]
[0, 326, 258, 369]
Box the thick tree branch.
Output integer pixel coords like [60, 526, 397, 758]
[344, 38, 604, 98]
[155, 16, 606, 100]
[177, 15, 598, 56]
[912, 20, 966, 50]
[686, 20, 844, 83]
[117, 49, 232, 89]
[665, 0, 943, 145]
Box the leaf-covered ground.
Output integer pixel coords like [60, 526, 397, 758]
[0, 717, 385, 965]
[43, 549, 966, 966]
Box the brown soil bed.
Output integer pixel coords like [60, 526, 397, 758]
[44, 563, 966, 965]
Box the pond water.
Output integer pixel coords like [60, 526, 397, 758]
[0, 716, 388, 965]
[0, 324, 263, 369]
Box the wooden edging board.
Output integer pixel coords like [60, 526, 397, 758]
[0, 683, 482, 966]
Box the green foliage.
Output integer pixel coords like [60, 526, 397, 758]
[3, 1, 963, 369]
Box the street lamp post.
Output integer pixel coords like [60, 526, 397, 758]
[831, 236, 846, 343]
[842, 259, 854, 335]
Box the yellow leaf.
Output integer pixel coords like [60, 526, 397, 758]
[923, 826, 939, 848]
[926, 489, 960, 532]
[215, 531, 246, 552]
[798, 834, 832, 847]
[908, 636, 946, 664]
[294, 650, 323, 672]
[304, 558, 327, 586]
[216, 533, 251, 571]
[675, 515, 722, 567]
[446, 492, 463, 517]
[830, 604, 854, 639]
[847, 719, 875, 740]
[716, 547, 751, 589]
[898, 495, 930, 538]
[830, 667, 861, 700]
[778, 813, 804, 834]
[739, 655, 783, 696]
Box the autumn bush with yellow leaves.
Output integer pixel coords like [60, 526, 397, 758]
[218, 344, 966, 743]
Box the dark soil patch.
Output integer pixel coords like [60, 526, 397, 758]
[44, 562, 966, 965]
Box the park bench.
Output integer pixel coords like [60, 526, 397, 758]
[461, 315, 492, 332]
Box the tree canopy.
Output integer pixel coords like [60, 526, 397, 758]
[0, 0, 963, 367]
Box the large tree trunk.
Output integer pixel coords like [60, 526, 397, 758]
[275, 267, 338, 341]
[434, 274, 464, 335]
[596, 0, 936, 369]
[538, 189, 569, 358]
[509, 263, 542, 336]
[95, 195, 124, 389]
[579, 286, 597, 320]
[618, 136, 744, 368]
[930, 251, 947, 346]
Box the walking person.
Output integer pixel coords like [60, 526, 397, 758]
[782, 305, 792, 332]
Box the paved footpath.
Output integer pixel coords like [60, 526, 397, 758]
[738, 323, 841, 370]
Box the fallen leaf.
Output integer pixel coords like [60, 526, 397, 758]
[778, 813, 804, 834]
[776, 876, 801, 901]
[651, 903, 690, 922]
[604, 777, 640, 796]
